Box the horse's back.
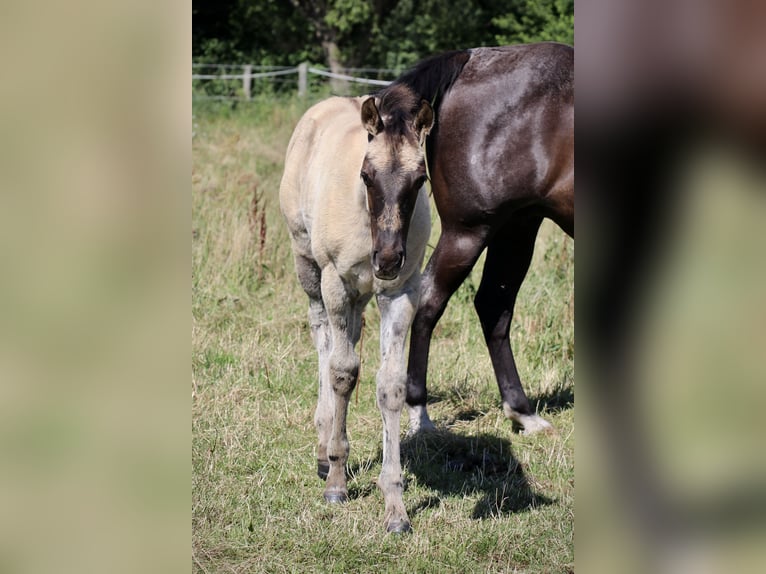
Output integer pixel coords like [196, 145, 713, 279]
[435, 43, 574, 225]
[460, 43, 572, 98]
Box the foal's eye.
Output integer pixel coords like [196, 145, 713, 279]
[361, 172, 373, 187]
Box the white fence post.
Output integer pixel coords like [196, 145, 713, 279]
[242, 64, 253, 100]
[298, 63, 308, 98]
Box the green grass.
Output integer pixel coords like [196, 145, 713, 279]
[192, 96, 574, 573]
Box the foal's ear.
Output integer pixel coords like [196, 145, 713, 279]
[413, 100, 434, 145]
[361, 97, 383, 136]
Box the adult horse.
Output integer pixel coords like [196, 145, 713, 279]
[279, 94, 434, 532]
[382, 43, 575, 435]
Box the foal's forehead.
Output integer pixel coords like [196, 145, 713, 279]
[365, 132, 424, 173]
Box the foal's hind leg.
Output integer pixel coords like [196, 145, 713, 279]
[474, 217, 553, 434]
[375, 279, 419, 533]
[406, 227, 488, 434]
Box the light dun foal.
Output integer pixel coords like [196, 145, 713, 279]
[279, 90, 434, 533]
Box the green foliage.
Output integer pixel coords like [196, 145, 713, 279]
[493, 0, 574, 45]
[193, 0, 322, 65]
[325, 0, 373, 34]
[193, 0, 574, 69]
[370, 0, 498, 68]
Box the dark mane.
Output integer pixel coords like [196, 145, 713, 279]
[374, 50, 470, 140]
[386, 50, 471, 111]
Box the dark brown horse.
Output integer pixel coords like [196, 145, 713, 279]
[373, 43, 574, 434]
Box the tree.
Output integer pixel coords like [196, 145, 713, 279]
[192, 0, 574, 69]
[289, 0, 401, 72]
[192, 0, 322, 64]
[492, 0, 574, 46]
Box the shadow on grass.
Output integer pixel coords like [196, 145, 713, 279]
[342, 430, 552, 519]
[530, 381, 574, 415]
[338, 382, 570, 514]
[427, 376, 574, 424]
[401, 430, 553, 519]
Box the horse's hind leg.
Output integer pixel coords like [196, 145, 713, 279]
[292, 252, 334, 478]
[474, 216, 554, 434]
[376, 278, 420, 533]
[319, 268, 363, 503]
[406, 227, 488, 434]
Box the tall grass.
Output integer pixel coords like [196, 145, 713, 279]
[192, 96, 574, 573]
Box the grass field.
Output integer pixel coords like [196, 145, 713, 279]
[192, 95, 574, 573]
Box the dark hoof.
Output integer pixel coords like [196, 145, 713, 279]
[323, 490, 348, 504]
[317, 461, 329, 481]
[386, 520, 411, 534]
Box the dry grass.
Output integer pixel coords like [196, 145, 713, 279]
[192, 96, 574, 573]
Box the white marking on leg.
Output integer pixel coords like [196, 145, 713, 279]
[503, 402, 556, 435]
[407, 404, 436, 436]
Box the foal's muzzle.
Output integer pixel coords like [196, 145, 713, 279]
[372, 248, 405, 280]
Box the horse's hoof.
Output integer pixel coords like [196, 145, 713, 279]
[405, 422, 436, 438]
[323, 490, 348, 504]
[317, 461, 330, 480]
[521, 416, 556, 436]
[503, 405, 556, 436]
[386, 519, 412, 534]
[407, 405, 436, 437]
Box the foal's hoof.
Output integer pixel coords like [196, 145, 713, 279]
[323, 490, 348, 504]
[386, 519, 412, 534]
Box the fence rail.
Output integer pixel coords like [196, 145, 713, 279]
[192, 63, 398, 100]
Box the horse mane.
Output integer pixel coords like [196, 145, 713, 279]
[386, 50, 471, 110]
[374, 50, 470, 139]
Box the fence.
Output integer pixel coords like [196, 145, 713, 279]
[192, 63, 399, 101]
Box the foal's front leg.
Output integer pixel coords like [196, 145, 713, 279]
[376, 278, 419, 533]
[320, 269, 363, 503]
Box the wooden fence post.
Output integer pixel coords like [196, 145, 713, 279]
[243, 64, 252, 100]
[298, 63, 308, 98]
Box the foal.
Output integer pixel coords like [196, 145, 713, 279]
[279, 91, 434, 532]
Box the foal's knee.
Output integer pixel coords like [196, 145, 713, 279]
[377, 374, 406, 412]
[329, 353, 359, 397]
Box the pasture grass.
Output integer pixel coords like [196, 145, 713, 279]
[192, 96, 574, 573]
